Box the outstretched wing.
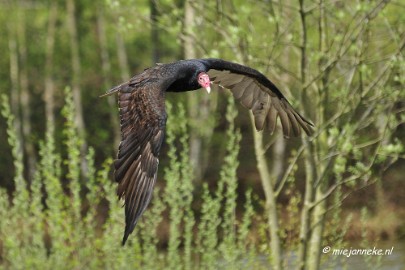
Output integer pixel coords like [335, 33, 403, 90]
[112, 79, 166, 245]
[200, 59, 313, 137]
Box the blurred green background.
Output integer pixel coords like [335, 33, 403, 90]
[0, 0, 404, 269]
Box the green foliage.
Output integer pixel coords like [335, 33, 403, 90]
[360, 207, 383, 270]
[164, 101, 195, 269]
[322, 186, 352, 270]
[0, 88, 260, 269]
[218, 96, 241, 268]
[1, 95, 28, 210]
[197, 182, 222, 270]
[0, 94, 31, 269]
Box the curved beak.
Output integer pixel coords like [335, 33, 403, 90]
[205, 86, 211, 94]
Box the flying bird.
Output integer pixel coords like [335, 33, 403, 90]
[102, 58, 313, 245]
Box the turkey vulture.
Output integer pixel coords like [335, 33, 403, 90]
[102, 58, 313, 245]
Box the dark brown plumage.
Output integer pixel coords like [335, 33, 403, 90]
[102, 58, 313, 245]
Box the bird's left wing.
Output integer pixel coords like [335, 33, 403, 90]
[200, 59, 313, 137]
[111, 79, 167, 245]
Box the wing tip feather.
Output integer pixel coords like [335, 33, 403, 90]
[122, 227, 132, 246]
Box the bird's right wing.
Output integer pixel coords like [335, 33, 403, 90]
[112, 80, 167, 245]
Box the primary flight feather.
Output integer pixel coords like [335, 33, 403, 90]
[102, 58, 313, 245]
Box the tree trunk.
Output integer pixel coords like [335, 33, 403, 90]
[374, 114, 390, 213]
[296, 1, 319, 269]
[96, 6, 120, 149]
[115, 32, 130, 81]
[183, 0, 196, 59]
[8, 14, 23, 166]
[66, 0, 85, 133]
[66, 0, 87, 173]
[250, 114, 282, 270]
[184, 0, 199, 177]
[44, 2, 57, 135]
[297, 1, 331, 269]
[150, 0, 160, 64]
[230, 39, 283, 268]
[183, 0, 215, 180]
[16, 7, 36, 180]
[271, 135, 285, 184]
[307, 190, 326, 270]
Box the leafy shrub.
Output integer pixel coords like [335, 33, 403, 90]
[0, 89, 261, 269]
